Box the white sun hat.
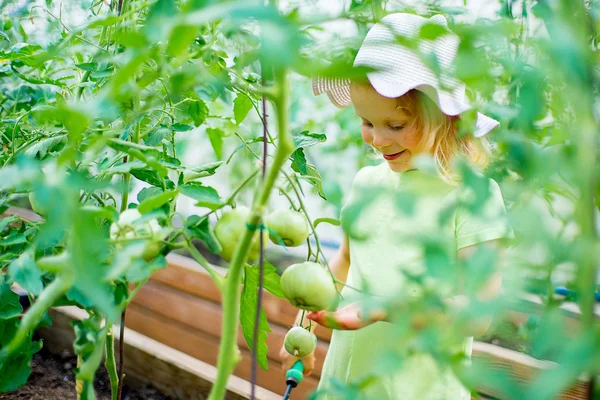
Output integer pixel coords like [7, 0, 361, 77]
[312, 13, 499, 138]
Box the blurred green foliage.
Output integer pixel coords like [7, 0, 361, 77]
[0, 0, 598, 399]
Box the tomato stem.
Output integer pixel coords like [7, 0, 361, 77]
[105, 329, 119, 400]
[207, 68, 293, 400]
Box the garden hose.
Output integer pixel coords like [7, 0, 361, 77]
[283, 360, 304, 400]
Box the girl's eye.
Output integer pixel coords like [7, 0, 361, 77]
[362, 121, 373, 128]
[389, 125, 404, 131]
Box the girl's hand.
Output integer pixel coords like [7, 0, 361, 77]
[279, 344, 316, 377]
[306, 302, 386, 330]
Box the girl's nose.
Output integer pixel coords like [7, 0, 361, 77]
[371, 130, 393, 149]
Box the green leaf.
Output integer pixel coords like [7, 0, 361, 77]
[305, 164, 327, 201]
[106, 160, 146, 175]
[262, 261, 284, 298]
[138, 190, 179, 214]
[290, 148, 307, 175]
[167, 25, 199, 57]
[206, 127, 224, 160]
[240, 264, 272, 371]
[292, 130, 326, 150]
[180, 183, 222, 210]
[0, 277, 23, 319]
[69, 208, 116, 321]
[313, 217, 340, 228]
[188, 99, 209, 127]
[75, 62, 98, 71]
[226, 136, 264, 164]
[8, 252, 43, 296]
[137, 187, 164, 204]
[126, 255, 168, 283]
[172, 123, 193, 132]
[0, 233, 28, 247]
[0, 319, 41, 392]
[145, 127, 169, 146]
[130, 169, 164, 187]
[108, 139, 161, 157]
[24, 135, 67, 158]
[184, 216, 222, 254]
[233, 94, 253, 125]
[182, 161, 223, 182]
[143, 0, 177, 42]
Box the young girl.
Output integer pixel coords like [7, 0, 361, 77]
[279, 13, 512, 400]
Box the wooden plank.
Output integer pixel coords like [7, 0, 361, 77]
[130, 280, 328, 378]
[472, 341, 590, 400]
[160, 254, 333, 342]
[125, 303, 319, 399]
[37, 306, 281, 400]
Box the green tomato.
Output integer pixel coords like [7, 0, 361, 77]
[29, 191, 48, 216]
[214, 206, 268, 263]
[280, 262, 338, 311]
[284, 326, 316, 358]
[266, 209, 309, 247]
[110, 209, 165, 261]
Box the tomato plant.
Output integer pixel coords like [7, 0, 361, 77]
[0, 0, 599, 400]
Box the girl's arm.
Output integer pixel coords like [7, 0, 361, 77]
[444, 239, 504, 337]
[307, 239, 505, 336]
[279, 235, 351, 376]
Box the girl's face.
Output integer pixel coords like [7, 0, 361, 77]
[350, 83, 428, 172]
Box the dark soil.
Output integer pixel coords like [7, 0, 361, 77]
[0, 346, 171, 400]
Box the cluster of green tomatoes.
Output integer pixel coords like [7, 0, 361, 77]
[214, 206, 339, 359]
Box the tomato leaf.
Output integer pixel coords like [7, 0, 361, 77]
[172, 123, 193, 132]
[233, 93, 253, 125]
[184, 215, 222, 254]
[138, 190, 179, 214]
[292, 130, 326, 150]
[126, 255, 168, 283]
[0, 318, 41, 392]
[180, 183, 222, 210]
[187, 99, 209, 127]
[262, 261, 285, 298]
[0, 277, 23, 319]
[130, 169, 165, 188]
[226, 136, 264, 164]
[290, 148, 307, 175]
[295, 164, 327, 201]
[206, 127, 224, 160]
[7, 251, 43, 296]
[240, 264, 272, 371]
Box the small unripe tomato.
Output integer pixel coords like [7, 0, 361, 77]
[29, 191, 48, 216]
[266, 209, 309, 247]
[284, 326, 316, 358]
[110, 209, 165, 261]
[280, 262, 338, 311]
[214, 206, 268, 262]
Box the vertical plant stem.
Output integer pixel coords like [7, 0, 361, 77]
[207, 68, 293, 400]
[105, 329, 118, 400]
[117, 309, 127, 400]
[250, 71, 270, 400]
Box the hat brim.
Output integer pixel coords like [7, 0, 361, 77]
[312, 76, 499, 138]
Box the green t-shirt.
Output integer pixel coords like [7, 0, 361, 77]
[315, 163, 513, 400]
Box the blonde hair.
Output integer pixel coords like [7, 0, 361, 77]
[395, 89, 493, 183]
